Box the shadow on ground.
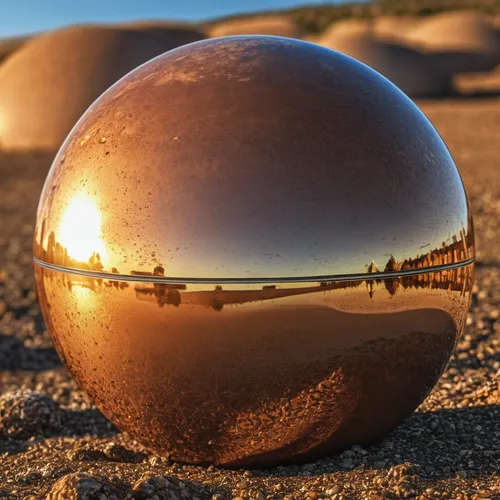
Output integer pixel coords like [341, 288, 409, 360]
[0, 333, 60, 371]
[262, 405, 500, 480]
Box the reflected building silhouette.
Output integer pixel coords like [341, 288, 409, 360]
[132, 265, 185, 308]
[131, 264, 471, 311]
[34, 225, 105, 273]
[34, 213, 474, 282]
[398, 227, 472, 270]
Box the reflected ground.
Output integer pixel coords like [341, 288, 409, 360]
[35, 257, 473, 466]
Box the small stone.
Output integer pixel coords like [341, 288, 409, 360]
[478, 490, 492, 498]
[0, 391, 62, 438]
[326, 486, 342, 495]
[132, 475, 175, 499]
[105, 443, 146, 463]
[67, 446, 107, 462]
[341, 450, 355, 458]
[46, 472, 119, 499]
[488, 309, 499, 320]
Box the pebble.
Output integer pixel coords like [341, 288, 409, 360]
[104, 443, 147, 463]
[45, 472, 120, 499]
[0, 391, 62, 438]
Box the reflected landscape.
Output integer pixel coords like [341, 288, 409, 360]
[33, 216, 474, 281]
[35, 260, 473, 467]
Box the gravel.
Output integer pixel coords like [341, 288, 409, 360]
[1, 98, 500, 498]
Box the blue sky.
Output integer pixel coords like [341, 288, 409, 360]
[0, 0, 348, 38]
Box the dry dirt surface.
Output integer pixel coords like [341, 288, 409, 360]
[1, 97, 500, 499]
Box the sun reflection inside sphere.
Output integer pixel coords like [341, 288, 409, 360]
[58, 195, 106, 264]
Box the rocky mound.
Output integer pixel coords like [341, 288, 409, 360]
[0, 25, 171, 152]
[117, 20, 205, 47]
[405, 11, 500, 73]
[0, 35, 29, 64]
[374, 16, 421, 42]
[322, 18, 374, 37]
[319, 31, 450, 98]
[209, 15, 302, 38]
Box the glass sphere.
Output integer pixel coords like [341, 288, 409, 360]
[34, 36, 474, 467]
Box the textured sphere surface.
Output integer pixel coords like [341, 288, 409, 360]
[34, 36, 474, 467]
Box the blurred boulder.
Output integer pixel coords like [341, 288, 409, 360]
[374, 16, 421, 42]
[0, 35, 30, 64]
[117, 20, 205, 47]
[209, 15, 302, 39]
[455, 65, 500, 95]
[405, 11, 500, 74]
[319, 31, 450, 98]
[0, 25, 172, 152]
[322, 18, 374, 37]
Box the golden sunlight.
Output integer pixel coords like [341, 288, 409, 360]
[58, 195, 107, 263]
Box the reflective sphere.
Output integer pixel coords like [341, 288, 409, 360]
[34, 36, 475, 467]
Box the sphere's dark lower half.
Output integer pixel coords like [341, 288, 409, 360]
[35, 264, 473, 467]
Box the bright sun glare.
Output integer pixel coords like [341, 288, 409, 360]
[58, 196, 106, 263]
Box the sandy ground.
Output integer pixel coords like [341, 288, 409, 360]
[1, 97, 500, 498]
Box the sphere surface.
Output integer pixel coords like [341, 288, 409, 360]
[34, 36, 474, 467]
